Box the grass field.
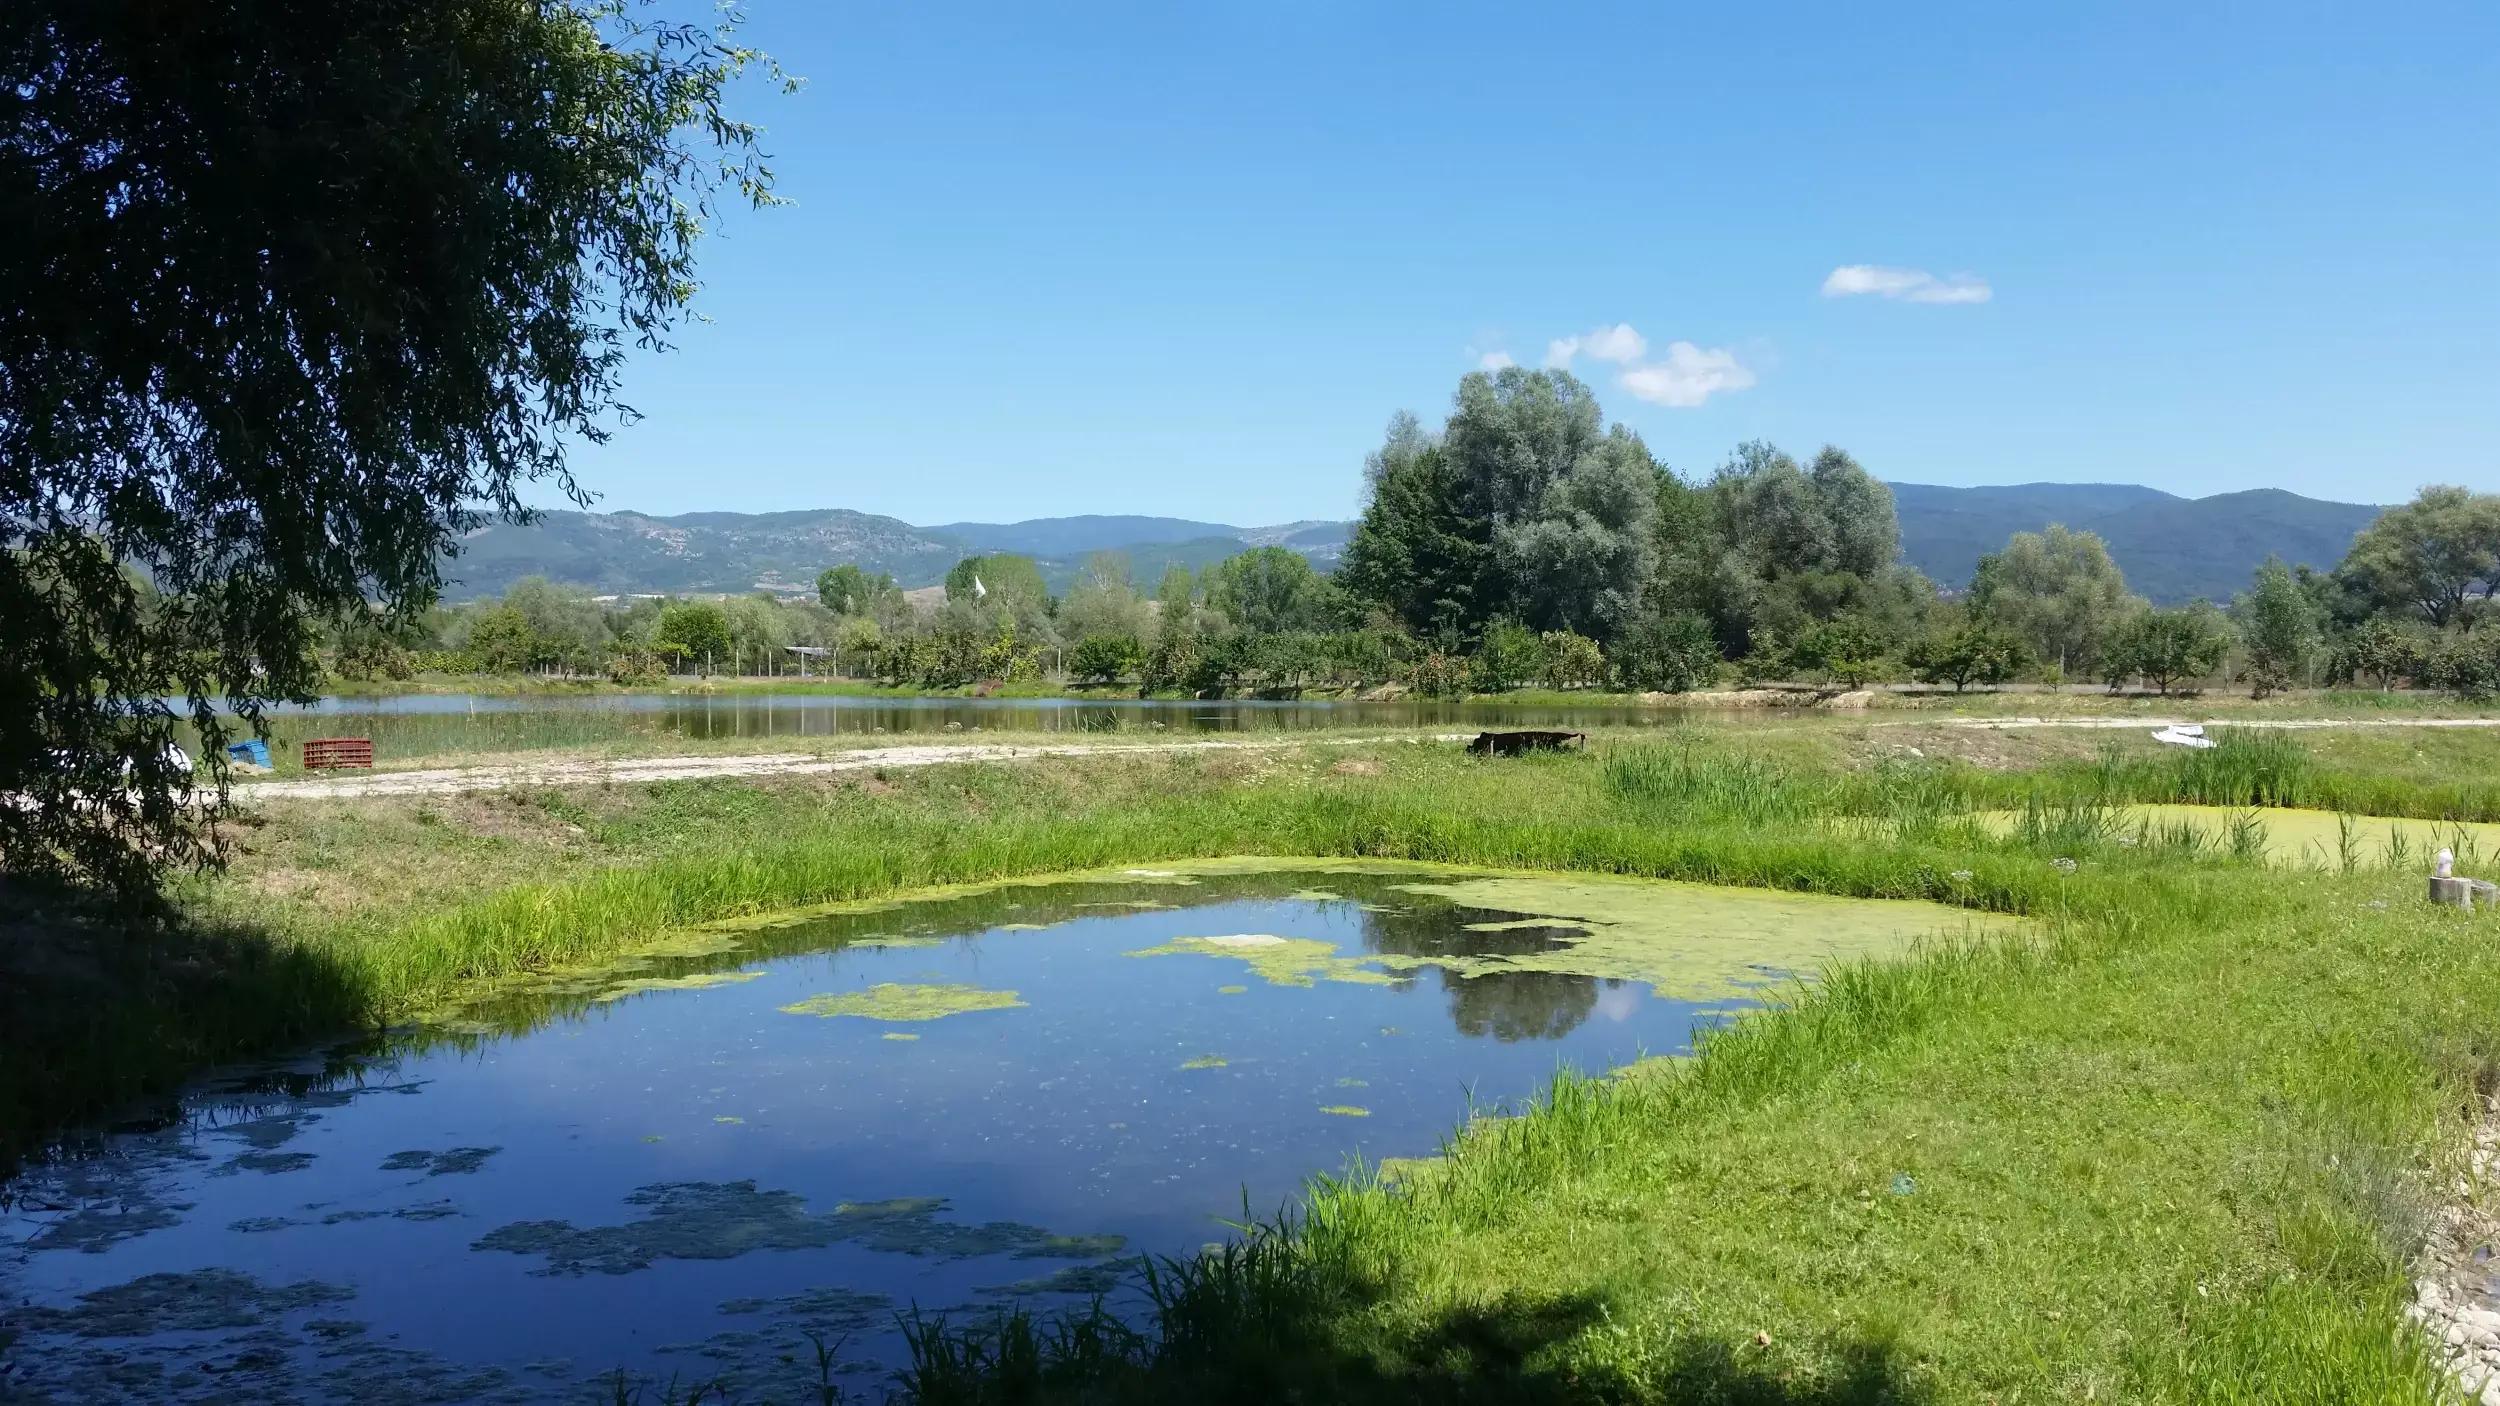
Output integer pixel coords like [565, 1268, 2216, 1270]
[6, 727, 2499, 1401]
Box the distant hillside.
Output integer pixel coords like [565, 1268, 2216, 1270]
[1892, 483, 2382, 601]
[439, 510, 1351, 601]
[928, 515, 1240, 557]
[442, 508, 961, 600]
[440, 487, 2376, 606]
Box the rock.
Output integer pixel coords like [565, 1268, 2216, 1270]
[2431, 876, 2495, 909]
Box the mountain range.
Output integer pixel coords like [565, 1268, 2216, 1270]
[439, 484, 2381, 606]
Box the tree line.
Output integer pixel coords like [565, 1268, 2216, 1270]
[355, 369, 2500, 701]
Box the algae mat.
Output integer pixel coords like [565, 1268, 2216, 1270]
[1127, 859, 2014, 1004]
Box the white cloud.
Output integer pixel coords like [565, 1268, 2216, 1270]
[1820, 264, 1992, 305]
[1543, 322, 1648, 369]
[1617, 342, 1756, 408]
[1476, 350, 1516, 371]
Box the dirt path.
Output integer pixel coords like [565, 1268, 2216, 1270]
[234, 734, 1460, 802]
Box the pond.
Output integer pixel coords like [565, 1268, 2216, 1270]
[0, 861, 2004, 1401]
[257, 690, 1713, 748]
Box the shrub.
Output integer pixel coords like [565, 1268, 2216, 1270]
[2428, 635, 2500, 701]
[605, 648, 666, 686]
[1409, 650, 1469, 698]
[2330, 619, 2432, 690]
[1068, 634, 1144, 685]
[1611, 612, 1718, 693]
[1792, 616, 1889, 688]
[1539, 631, 1605, 690]
[1469, 619, 1544, 693]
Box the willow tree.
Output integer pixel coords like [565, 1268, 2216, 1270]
[1, 2, 789, 892]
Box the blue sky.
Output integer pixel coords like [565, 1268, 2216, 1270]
[567, 1, 2498, 525]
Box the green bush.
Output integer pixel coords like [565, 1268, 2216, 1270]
[1468, 619, 1543, 692]
[1538, 631, 1605, 690]
[1068, 635, 1144, 685]
[1610, 612, 1718, 693]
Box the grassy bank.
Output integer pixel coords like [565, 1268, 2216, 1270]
[901, 860, 2476, 1404]
[7, 732, 2497, 1400]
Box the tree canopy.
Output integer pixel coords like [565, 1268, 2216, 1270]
[1202, 546, 1342, 636]
[2335, 485, 2500, 631]
[1968, 526, 2143, 676]
[817, 564, 900, 617]
[2, 0, 785, 891]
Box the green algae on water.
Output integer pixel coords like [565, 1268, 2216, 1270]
[1318, 1105, 1370, 1118]
[1217, 984, 1248, 995]
[1126, 934, 1400, 988]
[593, 970, 763, 1003]
[11, 1269, 353, 1338]
[380, 1146, 499, 1176]
[473, 1180, 1123, 1275]
[779, 983, 1026, 1022]
[1178, 1055, 1228, 1070]
[1389, 873, 2011, 1002]
[882, 1031, 921, 1041]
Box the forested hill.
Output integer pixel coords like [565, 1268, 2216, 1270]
[1891, 483, 2383, 601]
[436, 509, 1355, 601]
[439, 484, 2379, 604]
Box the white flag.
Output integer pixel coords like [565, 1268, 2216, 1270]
[973, 574, 987, 600]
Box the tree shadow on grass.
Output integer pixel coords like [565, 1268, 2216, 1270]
[909, 1284, 1935, 1406]
[1262, 1291, 1932, 1406]
[0, 880, 372, 1177]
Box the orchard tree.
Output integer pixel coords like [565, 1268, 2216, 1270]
[651, 602, 732, 674]
[459, 606, 542, 674]
[1907, 623, 2029, 692]
[1610, 611, 1719, 694]
[2335, 485, 2500, 630]
[1068, 635, 1143, 685]
[1539, 632, 1605, 691]
[2109, 605, 2233, 696]
[1791, 616, 1888, 688]
[1469, 619, 1544, 693]
[1, 1, 786, 892]
[2335, 618, 2431, 690]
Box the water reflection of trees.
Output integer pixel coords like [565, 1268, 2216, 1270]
[1355, 901, 1598, 1042]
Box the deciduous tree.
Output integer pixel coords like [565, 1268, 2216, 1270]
[2236, 557, 2320, 697]
[2335, 486, 2500, 630]
[2, 0, 785, 891]
[1969, 526, 2143, 678]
